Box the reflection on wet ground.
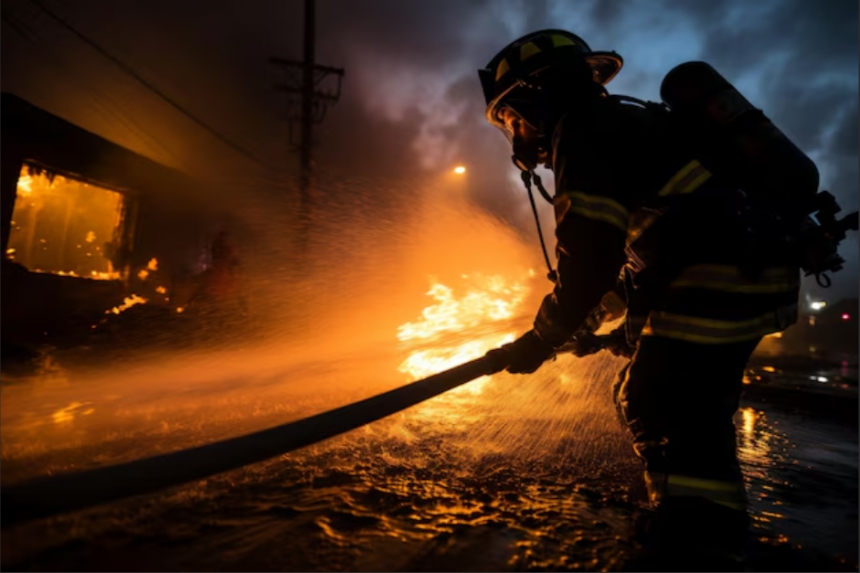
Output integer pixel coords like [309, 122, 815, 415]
[1, 350, 857, 572]
[738, 403, 858, 568]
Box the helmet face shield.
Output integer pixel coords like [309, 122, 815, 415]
[492, 96, 549, 150]
[496, 105, 547, 172]
[496, 106, 524, 142]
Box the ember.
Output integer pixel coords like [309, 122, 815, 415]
[106, 294, 148, 315]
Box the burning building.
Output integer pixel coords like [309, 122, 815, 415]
[1, 93, 231, 353]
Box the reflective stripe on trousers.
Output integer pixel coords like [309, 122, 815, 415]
[645, 471, 747, 512]
[613, 336, 760, 516]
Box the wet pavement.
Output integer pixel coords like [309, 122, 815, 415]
[1, 346, 856, 572]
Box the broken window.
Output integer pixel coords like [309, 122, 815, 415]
[6, 164, 129, 280]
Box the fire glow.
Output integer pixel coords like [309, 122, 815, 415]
[7, 165, 125, 281]
[106, 294, 148, 315]
[396, 273, 530, 392]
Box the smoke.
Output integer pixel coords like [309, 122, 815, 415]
[1, 0, 855, 300]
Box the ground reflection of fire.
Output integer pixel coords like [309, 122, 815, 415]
[739, 407, 773, 473]
[396, 273, 531, 395]
[737, 406, 792, 533]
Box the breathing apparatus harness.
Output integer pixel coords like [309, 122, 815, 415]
[657, 61, 858, 289]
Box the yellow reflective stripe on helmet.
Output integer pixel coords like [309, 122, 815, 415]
[563, 191, 629, 233]
[551, 34, 576, 48]
[670, 264, 800, 294]
[657, 159, 713, 196]
[641, 307, 795, 344]
[495, 58, 510, 81]
[645, 472, 747, 511]
[519, 41, 541, 61]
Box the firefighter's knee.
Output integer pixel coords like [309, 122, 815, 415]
[615, 365, 664, 456]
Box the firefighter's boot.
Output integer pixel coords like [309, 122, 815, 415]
[631, 494, 750, 572]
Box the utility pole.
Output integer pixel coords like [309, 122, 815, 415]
[270, 0, 344, 247]
[300, 0, 315, 214]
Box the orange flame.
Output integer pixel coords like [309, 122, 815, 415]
[106, 294, 148, 315]
[396, 273, 530, 392]
[17, 175, 32, 194]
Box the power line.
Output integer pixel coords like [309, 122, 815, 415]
[27, 0, 268, 168]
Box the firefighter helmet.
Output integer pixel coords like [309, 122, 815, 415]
[479, 30, 623, 133]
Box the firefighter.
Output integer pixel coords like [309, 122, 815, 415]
[479, 30, 805, 568]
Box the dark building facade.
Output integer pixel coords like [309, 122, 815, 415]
[1, 93, 230, 351]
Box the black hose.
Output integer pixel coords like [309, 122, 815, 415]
[2, 353, 507, 526]
[1, 329, 624, 527]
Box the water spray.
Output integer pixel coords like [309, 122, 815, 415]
[1, 331, 629, 526]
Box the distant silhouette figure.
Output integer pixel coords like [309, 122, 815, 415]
[188, 230, 246, 328]
[207, 230, 239, 299]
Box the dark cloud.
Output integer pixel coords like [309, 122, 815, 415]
[2, 0, 856, 297]
[831, 105, 859, 160]
[590, 0, 626, 29]
[316, 87, 424, 177]
[317, 0, 489, 67]
[522, 0, 552, 35]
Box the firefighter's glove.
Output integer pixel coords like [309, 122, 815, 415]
[493, 330, 555, 374]
[606, 325, 635, 359]
[568, 332, 604, 357]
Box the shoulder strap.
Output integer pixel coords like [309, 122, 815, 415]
[609, 94, 670, 115]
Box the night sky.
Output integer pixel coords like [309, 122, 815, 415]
[3, 0, 857, 302]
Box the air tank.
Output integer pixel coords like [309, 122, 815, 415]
[660, 61, 819, 206]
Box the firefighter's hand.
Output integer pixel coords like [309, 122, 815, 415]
[490, 330, 555, 374]
[568, 332, 604, 357]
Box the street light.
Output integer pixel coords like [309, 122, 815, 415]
[810, 300, 827, 311]
[453, 165, 466, 175]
